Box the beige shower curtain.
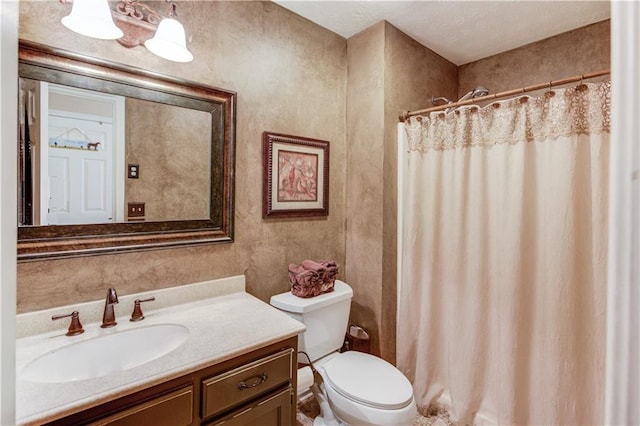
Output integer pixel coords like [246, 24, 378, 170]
[398, 81, 610, 425]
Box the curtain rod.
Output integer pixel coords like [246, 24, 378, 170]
[399, 69, 611, 122]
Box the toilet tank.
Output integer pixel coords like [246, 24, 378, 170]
[270, 280, 353, 363]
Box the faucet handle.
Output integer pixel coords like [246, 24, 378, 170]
[130, 297, 156, 322]
[52, 310, 84, 336]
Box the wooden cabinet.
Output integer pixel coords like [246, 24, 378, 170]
[205, 387, 292, 426]
[46, 337, 297, 426]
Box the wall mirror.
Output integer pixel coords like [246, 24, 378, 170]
[17, 40, 235, 261]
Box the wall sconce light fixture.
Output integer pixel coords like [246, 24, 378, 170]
[61, 0, 193, 63]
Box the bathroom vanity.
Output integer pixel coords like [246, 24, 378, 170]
[48, 338, 296, 425]
[15, 276, 305, 426]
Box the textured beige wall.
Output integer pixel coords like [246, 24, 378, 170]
[345, 22, 385, 357]
[17, 1, 347, 313]
[345, 22, 457, 361]
[459, 20, 610, 98]
[125, 99, 210, 221]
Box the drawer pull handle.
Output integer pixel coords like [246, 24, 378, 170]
[237, 373, 268, 390]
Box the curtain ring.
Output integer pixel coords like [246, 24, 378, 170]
[577, 74, 588, 92]
[545, 80, 555, 97]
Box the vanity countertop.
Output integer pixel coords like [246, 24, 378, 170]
[15, 276, 305, 425]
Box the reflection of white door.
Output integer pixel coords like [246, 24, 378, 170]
[47, 114, 114, 225]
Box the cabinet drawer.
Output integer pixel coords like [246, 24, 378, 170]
[202, 348, 293, 419]
[88, 385, 193, 426]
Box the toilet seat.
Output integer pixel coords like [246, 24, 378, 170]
[321, 351, 414, 410]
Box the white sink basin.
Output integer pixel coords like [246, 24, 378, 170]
[22, 324, 189, 383]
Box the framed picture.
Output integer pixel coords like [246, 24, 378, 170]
[263, 131, 329, 218]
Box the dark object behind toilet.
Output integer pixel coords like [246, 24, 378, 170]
[342, 325, 371, 354]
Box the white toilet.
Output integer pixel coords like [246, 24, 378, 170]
[270, 280, 416, 426]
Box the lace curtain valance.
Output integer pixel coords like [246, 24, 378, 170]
[405, 80, 611, 152]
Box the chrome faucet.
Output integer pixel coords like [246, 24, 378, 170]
[101, 287, 119, 328]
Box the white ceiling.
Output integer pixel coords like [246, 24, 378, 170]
[273, 1, 611, 65]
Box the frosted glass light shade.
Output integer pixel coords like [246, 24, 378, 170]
[144, 18, 193, 63]
[61, 0, 123, 40]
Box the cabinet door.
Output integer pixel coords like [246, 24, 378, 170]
[207, 386, 293, 426]
[88, 386, 193, 426]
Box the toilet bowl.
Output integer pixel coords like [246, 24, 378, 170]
[316, 351, 416, 426]
[270, 280, 417, 426]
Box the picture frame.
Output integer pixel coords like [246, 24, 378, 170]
[262, 131, 329, 218]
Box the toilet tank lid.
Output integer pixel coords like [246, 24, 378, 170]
[270, 280, 353, 313]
